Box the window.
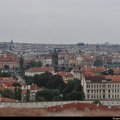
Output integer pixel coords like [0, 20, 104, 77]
[87, 95, 89, 99]
[103, 90, 105, 93]
[108, 85, 109, 87]
[103, 85, 106, 88]
[108, 90, 110, 93]
[103, 95, 105, 98]
[87, 90, 89, 93]
[108, 95, 110, 98]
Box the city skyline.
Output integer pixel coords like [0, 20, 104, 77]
[0, 0, 120, 44]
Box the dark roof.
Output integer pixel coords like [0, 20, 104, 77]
[85, 75, 107, 83]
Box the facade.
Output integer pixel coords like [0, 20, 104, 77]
[85, 75, 120, 100]
[25, 67, 54, 76]
[56, 71, 74, 83]
[0, 53, 19, 70]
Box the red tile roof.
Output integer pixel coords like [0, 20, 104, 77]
[85, 75, 106, 82]
[106, 75, 120, 82]
[0, 97, 17, 102]
[46, 102, 120, 112]
[0, 54, 18, 62]
[57, 72, 74, 78]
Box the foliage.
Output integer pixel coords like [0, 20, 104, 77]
[93, 100, 102, 105]
[25, 60, 43, 70]
[12, 82, 21, 87]
[107, 69, 114, 75]
[25, 89, 30, 102]
[0, 72, 11, 77]
[46, 74, 65, 91]
[23, 76, 33, 85]
[63, 79, 85, 100]
[19, 55, 25, 76]
[12, 82, 22, 101]
[101, 68, 114, 75]
[1, 89, 14, 99]
[33, 71, 53, 87]
[35, 89, 60, 101]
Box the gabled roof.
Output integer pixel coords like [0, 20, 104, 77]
[57, 72, 74, 78]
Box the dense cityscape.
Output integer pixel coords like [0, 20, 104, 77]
[0, 41, 120, 116]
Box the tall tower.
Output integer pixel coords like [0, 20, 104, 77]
[10, 40, 14, 51]
[52, 48, 59, 66]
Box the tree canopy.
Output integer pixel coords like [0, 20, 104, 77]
[62, 79, 85, 100]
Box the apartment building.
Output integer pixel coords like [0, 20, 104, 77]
[85, 75, 120, 100]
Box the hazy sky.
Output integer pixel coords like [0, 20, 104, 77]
[0, 0, 120, 44]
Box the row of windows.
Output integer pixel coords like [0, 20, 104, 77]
[108, 85, 120, 88]
[87, 95, 105, 99]
[87, 84, 120, 88]
[108, 95, 120, 98]
[87, 95, 120, 99]
[87, 90, 105, 93]
[87, 84, 105, 88]
[108, 90, 120, 93]
[87, 90, 120, 93]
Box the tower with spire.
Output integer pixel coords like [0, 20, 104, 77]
[9, 40, 14, 51]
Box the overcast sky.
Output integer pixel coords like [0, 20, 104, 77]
[0, 0, 120, 44]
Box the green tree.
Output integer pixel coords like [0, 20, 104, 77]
[12, 82, 22, 101]
[35, 89, 60, 101]
[23, 76, 33, 85]
[33, 71, 53, 87]
[0, 71, 11, 77]
[25, 89, 30, 102]
[108, 68, 114, 75]
[63, 79, 85, 101]
[19, 55, 25, 76]
[26, 60, 43, 69]
[1, 89, 14, 99]
[46, 74, 65, 91]
[93, 99, 102, 105]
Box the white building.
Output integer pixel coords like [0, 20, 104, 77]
[85, 75, 120, 100]
[25, 67, 54, 76]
